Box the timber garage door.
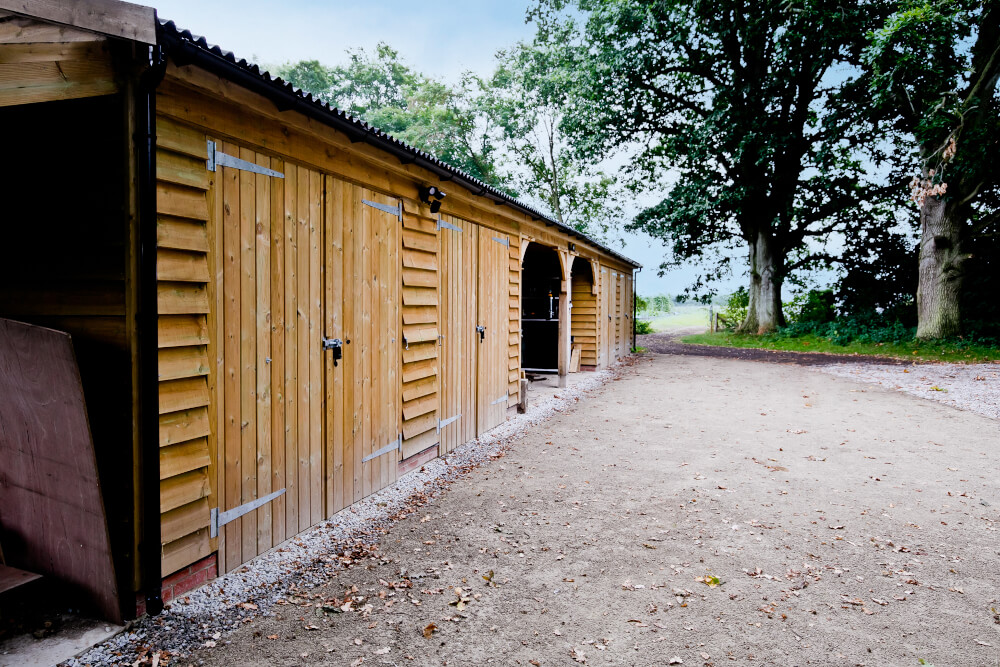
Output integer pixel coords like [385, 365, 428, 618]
[477, 230, 510, 434]
[438, 215, 478, 454]
[324, 177, 401, 514]
[212, 153, 402, 572]
[212, 146, 327, 573]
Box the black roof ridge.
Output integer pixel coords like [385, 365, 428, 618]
[155, 18, 640, 269]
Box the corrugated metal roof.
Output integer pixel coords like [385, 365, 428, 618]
[156, 18, 640, 269]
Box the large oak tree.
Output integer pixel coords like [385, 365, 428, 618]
[531, 0, 891, 332]
[865, 0, 1000, 339]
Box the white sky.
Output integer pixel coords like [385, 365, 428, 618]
[150, 0, 738, 297]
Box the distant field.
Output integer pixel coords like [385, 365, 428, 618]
[638, 305, 710, 332]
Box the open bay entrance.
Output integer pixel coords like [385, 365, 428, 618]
[520, 243, 562, 373]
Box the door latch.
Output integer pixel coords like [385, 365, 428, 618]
[322, 337, 349, 366]
[476, 325, 486, 342]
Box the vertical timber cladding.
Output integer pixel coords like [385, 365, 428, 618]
[326, 178, 401, 511]
[155, 117, 214, 577]
[438, 215, 478, 455]
[477, 229, 511, 434]
[399, 206, 440, 460]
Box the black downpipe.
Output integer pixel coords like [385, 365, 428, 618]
[137, 41, 167, 617]
[633, 268, 640, 351]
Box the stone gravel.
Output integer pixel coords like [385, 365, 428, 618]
[65, 362, 633, 667]
[814, 362, 1000, 421]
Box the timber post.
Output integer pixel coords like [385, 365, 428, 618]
[557, 250, 572, 388]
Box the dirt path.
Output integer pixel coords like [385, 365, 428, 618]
[191, 353, 1000, 667]
[638, 329, 910, 367]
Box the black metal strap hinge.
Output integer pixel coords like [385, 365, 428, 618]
[206, 140, 284, 178]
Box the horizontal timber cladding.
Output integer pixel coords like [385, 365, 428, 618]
[438, 216, 478, 455]
[399, 207, 439, 460]
[0, 18, 118, 108]
[507, 237, 521, 407]
[155, 116, 214, 577]
[571, 260, 598, 367]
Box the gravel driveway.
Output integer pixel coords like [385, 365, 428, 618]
[182, 352, 1000, 667]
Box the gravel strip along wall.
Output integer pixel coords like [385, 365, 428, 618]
[66, 362, 634, 667]
[814, 363, 1000, 421]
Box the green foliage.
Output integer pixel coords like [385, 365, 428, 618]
[275, 47, 510, 190]
[640, 294, 672, 315]
[480, 40, 624, 238]
[720, 288, 749, 329]
[634, 294, 650, 313]
[634, 319, 654, 335]
[785, 289, 836, 324]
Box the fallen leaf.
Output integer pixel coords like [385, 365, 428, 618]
[303, 624, 319, 631]
[695, 575, 722, 588]
[570, 647, 587, 663]
[669, 658, 683, 665]
[204, 641, 216, 648]
[423, 623, 438, 638]
[350, 657, 364, 667]
[267, 635, 279, 640]
[374, 647, 390, 655]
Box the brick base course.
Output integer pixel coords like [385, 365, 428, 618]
[135, 553, 218, 618]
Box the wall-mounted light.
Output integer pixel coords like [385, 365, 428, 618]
[419, 185, 446, 214]
[568, 242, 576, 252]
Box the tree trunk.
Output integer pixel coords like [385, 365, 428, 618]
[738, 230, 785, 334]
[916, 196, 964, 339]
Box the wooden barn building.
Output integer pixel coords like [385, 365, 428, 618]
[0, 0, 639, 621]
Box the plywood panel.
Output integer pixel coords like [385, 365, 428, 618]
[0, 319, 120, 622]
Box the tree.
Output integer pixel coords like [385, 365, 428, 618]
[481, 40, 624, 238]
[865, 1, 1000, 338]
[529, 0, 892, 333]
[275, 45, 509, 190]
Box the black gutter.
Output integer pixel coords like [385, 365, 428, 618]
[137, 37, 167, 618]
[156, 20, 641, 270]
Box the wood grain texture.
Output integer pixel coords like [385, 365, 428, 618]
[0, 319, 120, 622]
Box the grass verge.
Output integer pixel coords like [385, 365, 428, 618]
[680, 331, 1000, 363]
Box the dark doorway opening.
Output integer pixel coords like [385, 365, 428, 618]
[520, 242, 562, 372]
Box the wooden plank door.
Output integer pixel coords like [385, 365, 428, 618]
[614, 271, 625, 359]
[323, 177, 400, 513]
[214, 148, 324, 573]
[599, 267, 610, 367]
[477, 229, 509, 435]
[439, 216, 478, 454]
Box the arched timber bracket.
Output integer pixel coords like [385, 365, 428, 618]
[588, 258, 599, 295]
[557, 249, 572, 293]
[519, 236, 531, 264]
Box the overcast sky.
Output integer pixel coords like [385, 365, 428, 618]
[150, 0, 742, 297]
